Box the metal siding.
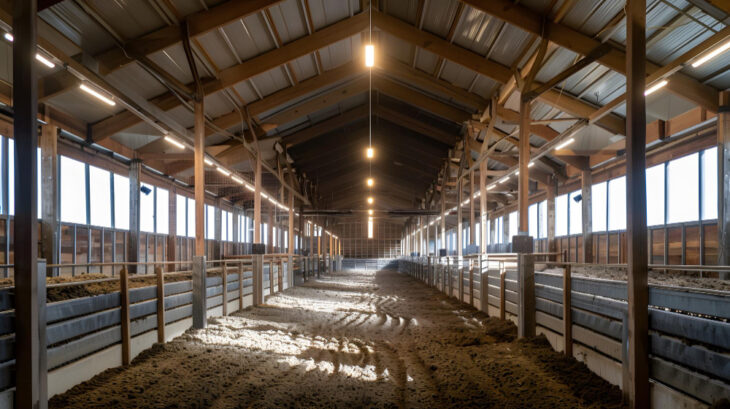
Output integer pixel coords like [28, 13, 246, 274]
[86, 0, 167, 41]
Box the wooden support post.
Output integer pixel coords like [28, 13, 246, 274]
[214, 200, 222, 259]
[40, 122, 59, 277]
[194, 100, 205, 256]
[254, 153, 262, 246]
[192, 256, 207, 329]
[470, 170, 475, 247]
[128, 160, 141, 274]
[499, 263, 506, 321]
[518, 254, 535, 338]
[582, 170, 594, 263]
[625, 0, 650, 406]
[518, 98, 530, 235]
[547, 176, 557, 255]
[267, 206, 274, 253]
[480, 161, 488, 254]
[718, 90, 730, 278]
[155, 266, 165, 343]
[269, 261, 275, 295]
[457, 178, 463, 258]
[167, 186, 177, 272]
[238, 262, 244, 311]
[289, 190, 295, 254]
[563, 264, 572, 357]
[232, 208, 239, 246]
[278, 259, 284, 292]
[221, 263, 228, 316]
[253, 255, 264, 302]
[13, 4, 45, 402]
[120, 267, 131, 364]
[469, 262, 474, 306]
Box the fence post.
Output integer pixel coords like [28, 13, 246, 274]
[238, 262, 244, 311]
[499, 261, 506, 321]
[480, 258, 489, 314]
[517, 253, 535, 338]
[288, 255, 294, 288]
[458, 264, 464, 302]
[563, 264, 572, 356]
[155, 266, 165, 343]
[252, 254, 263, 306]
[221, 263, 228, 316]
[469, 261, 474, 306]
[37, 259, 48, 405]
[192, 256, 207, 329]
[269, 261, 275, 296]
[278, 259, 284, 292]
[120, 266, 131, 365]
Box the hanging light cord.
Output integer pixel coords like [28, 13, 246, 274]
[368, 1, 373, 178]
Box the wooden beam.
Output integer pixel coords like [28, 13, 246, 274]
[282, 105, 369, 147]
[194, 100, 206, 256]
[624, 1, 649, 407]
[518, 98, 530, 234]
[374, 76, 471, 124]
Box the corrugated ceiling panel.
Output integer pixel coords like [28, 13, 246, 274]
[562, 62, 611, 97]
[221, 13, 276, 61]
[438, 60, 477, 91]
[421, 0, 461, 38]
[146, 43, 202, 85]
[318, 37, 356, 71]
[87, 0, 166, 41]
[470, 75, 500, 100]
[204, 91, 236, 118]
[232, 80, 263, 105]
[308, 0, 356, 30]
[195, 29, 239, 70]
[534, 47, 578, 84]
[289, 54, 319, 82]
[170, 0, 207, 19]
[414, 48, 439, 75]
[105, 63, 168, 100]
[385, 0, 420, 25]
[41, 2, 116, 55]
[111, 127, 160, 151]
[580, 71, 625, 106]
[165, 105, 196, 129]
[249, 66, 292, 97]
[381, 33, 413, 65]
[269, 0, 308, 44]
[562, 0, 624, 37]
[486, 24, 532, 67]
[452, 6, 503, 56]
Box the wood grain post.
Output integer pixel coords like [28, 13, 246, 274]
[269, 261, 275, 295]
[626, 0, 650, 406]
[718, 90, 730, 278]
[469, 262, 474, 306]
[499, 262, 506, 321]
[221, 263, 228, 316]
[563, 264, 572, 357]
[278, 259, 284, 292]
[253, 255, 263, 306]
[192, 256, 207, 329]
[238, 262, 244, 311]
[518, 254, 535, 338]
[120, 266, 131, 365]
[155, 266, 165, 343]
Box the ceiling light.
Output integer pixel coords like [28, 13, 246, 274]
[366, 147, 374, 159]
[367, 178, 374, 186]
[35, 53, 55, 68]
[487, 185, 496, 190]
[692, 39, 730, 68]
[528, 161, 535, 168]
[365, 44, 375, 67]
[368, 209, 373, 215]
[216, 167, 230, 176]
[204, 158, 213, 166]
[367, 197, 374, 204]
[79, 83, 116, 106]
[163, 135, 185, 149]
[232, 175, 244, 184]
[644, 80, 668, 96]
[555, 138, 575, 151]
[3, 33, 12, 42]
[245, 184, 255, 192]
[499, 178, 509, 184]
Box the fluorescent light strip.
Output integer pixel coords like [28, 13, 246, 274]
[3, 33, 12, 42]
[692, 39, 730, 67]
[35, 53, 55, 68]
[232, 175, 244, 184]
[216, 167, 230, 176]
[79, 83, 116, 106]
[555, 138, 575, 151]
[204, 158, 213, 166]
[528, 161, 535, 168]
[163, 135, 185, 149]
[644, 80, 668, 96]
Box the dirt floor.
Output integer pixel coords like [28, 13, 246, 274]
[50, 269, 625, 409]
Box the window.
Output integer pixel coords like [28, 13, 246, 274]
[60, 156, 87, 224]
[608, 176, 626, 231]
[89, 165, 111, 227]
[222, 210, 228, 241]
[176, 195, 187, 236]
[495, 216, 503, 244]
[528, 204, 538, 238]
[701, 147, 718, 220]
[538, 201, 547, 239]
[556, 194, 568, 236]
[7, 141, 42, 218]
[186, 198, 195, 238]
[156, 188, 169, 234]
[114, 174, 129, 230]
[226, 211, 233, 241]
[206, 205, 215, 239]
[646, 164, 665, 226]
[140, 183, 155, 233]
[569, 190, 582, 235]
[667, 153, 699, 224]
[592, 182, 607, 232]
[475, 222, 480, 247]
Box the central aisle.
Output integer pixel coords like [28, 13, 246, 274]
[51, 269, 624, 408]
